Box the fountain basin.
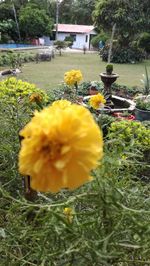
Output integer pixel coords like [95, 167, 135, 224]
[100, 73, 119, 89]
[83, 95, 135, 113]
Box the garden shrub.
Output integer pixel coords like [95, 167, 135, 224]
[77, 82, 141, 99]
[47, 84, 78, 104]
[0, 100, 24, 192]
[0, 77, 49, 190]
[0, 140, 150, 265]
[107, 120, 150, 181]
[54, 40, 70, 55]
[91, 32, 109, 49]
[96, 114, 116, 136]
[77, 81, 104, 96]
[64, 36, 74, 47]
[0, 77, 48, 104]
[138, 32, 150, 54]
[0, 77, 49, 191]
[102, 46, 144, 63]
[111, 83, 142, 98]
[108, 120, 150, 150]
[46, 81, 104, 103]
[0, 52, 36, 67]
[142, 120, 150, 129]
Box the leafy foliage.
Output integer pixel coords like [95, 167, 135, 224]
[93, 0, 150, 46]
[0, 113, 150, 264]
[0, 77, 48, 104]
[106, 64, 113, 74]
[108, 120, 150, 152]
[0, 77, 150, 264]
[94, 0, 149, 63]
[0, 51, 36, 67]
[136, 96, 150, 111]
[91, 32, 109, 49]
[59, 0, 96, 25]
[135, 67, 150, 111]
[111, 83, 142, 98]
[19, 4, 53, 39]
[107, 120, 150, 182]
[96, 113, 116, 136]
[64, 36, 74, 47]
[0, 19, 18, 43]
[102, 45, 144, 63]
[138, 32, 150, 54]
[54, 40, 70, 56]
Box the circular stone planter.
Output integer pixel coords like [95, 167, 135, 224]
[83, 95, 136, 113]
[135, 108, 150, 121]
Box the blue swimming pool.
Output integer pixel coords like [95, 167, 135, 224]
[0, 44, 37, 49]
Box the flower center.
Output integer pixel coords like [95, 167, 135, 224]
[42, 142, 62, 160]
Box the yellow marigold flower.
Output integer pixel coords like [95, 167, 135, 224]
[63, 207, 73, 223]
[29, 93, 42, 103]
[18, 100, 103, 193]
[89, 93, 106, 110]
[64, 69, 83, 86]
[52, 99, 71, 109]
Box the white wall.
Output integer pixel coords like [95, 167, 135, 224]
[57, 33, 70, 41]
[57, 33, 90, 49]
[73, 34, 89, 49]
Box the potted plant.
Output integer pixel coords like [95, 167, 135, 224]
[106, 63, 113, 75]
[135, 66, 150, 121]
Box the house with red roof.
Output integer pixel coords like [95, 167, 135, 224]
[53, 24, 97, 50]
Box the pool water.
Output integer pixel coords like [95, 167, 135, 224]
[0, 44, 36, 49]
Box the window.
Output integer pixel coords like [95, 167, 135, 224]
[85, 35, 88, 42]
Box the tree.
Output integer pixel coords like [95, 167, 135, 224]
[19, 4, 53, 39]
[0, 19, 19, 42]
[0, 19, 13, 33]
[0, 0, 26, 42]
[93, 0, 150, 47]
[72, 0, 95, 25]
[0, 1, 16, 21]
[59, 0, 75, 24]
[54, 40, 70, 56]
[28, 0, 56, 17]
[59, 0, 96, 25]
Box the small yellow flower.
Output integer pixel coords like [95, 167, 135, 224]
[18, 100, 103, 193]
[89, 93, 106, 110]
[64, 69, 83, 86]
[63, 207, 73, 223]
[29, 93, 42, 103]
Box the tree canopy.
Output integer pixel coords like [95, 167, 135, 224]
[0, 0, 96, 42]
[93, 0, 150, 46]
[0, 0, 149, 51]
[59, 0, 95, 25]
[19, 4, 53, 39]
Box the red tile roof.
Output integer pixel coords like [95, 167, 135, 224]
[54, 24, 95, 33]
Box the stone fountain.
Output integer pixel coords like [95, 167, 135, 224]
[83, 66, 135, 113]
[99, 64, 135, 112]
[83, 26, 136, 113]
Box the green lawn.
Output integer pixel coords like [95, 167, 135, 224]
[17, 52, 150, 92]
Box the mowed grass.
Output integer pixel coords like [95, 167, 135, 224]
[17, 52, 150, 92]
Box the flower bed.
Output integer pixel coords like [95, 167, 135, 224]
[0, 73, 150, 265]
